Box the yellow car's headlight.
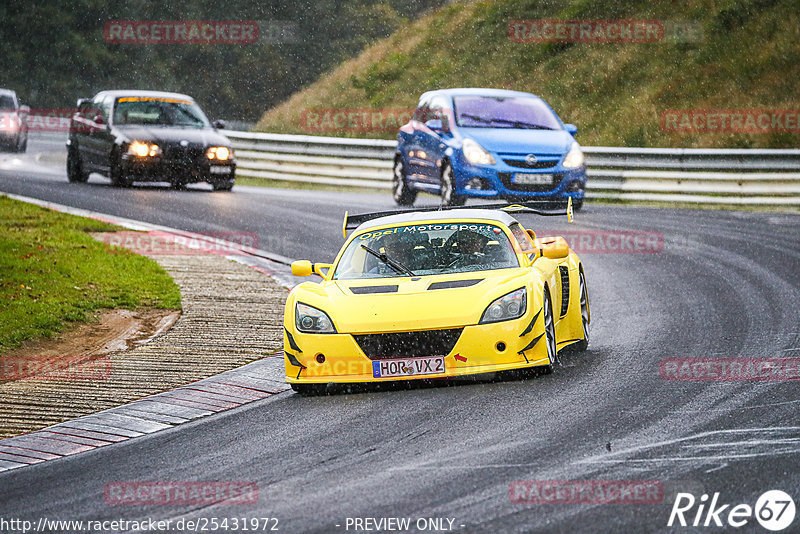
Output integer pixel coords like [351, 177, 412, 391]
[480, 288, 527, 324]
[463, 138, 496, 165]
[296, 302, 337, 333]
[128, 141, 161, 157]
[562, 141, 584, 168]
[207, 146, 231, 161]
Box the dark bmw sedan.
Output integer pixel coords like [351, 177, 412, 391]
[67, 90, 236, 190]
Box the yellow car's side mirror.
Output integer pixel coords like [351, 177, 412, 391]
[543, 241, 569, 259]
[291, 260, 333, 278]
[291, 260, 313, 277]
[534, 236, 570, 260]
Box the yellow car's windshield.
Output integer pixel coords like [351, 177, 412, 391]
[334, 223, 519, 279]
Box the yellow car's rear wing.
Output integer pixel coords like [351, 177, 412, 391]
[342, 198, 574, 238]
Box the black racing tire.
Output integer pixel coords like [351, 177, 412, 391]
[539, 288, 558, 375]
[291, 383, 324, 396]
[67, 147, 89, 183]
[574, 268, 590, 351]
[573, 198, 583, 211]
[392, 157, 416, 206]
[109, 152, 132, 187]
[440, 162, 465, 207]
[212, 179, 235, 192]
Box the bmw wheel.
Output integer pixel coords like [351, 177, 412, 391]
[392, 157, 416, 206]
[212, 179, 234, 192]
[67, 147, 89, 183]
[110, 151, 132, 187]
[440, 163, 465, 207]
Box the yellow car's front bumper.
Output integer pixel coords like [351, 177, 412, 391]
[284, 315, 550, 384]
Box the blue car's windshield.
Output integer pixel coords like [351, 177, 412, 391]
[333, 223, 520, 280]
[453, 96, 562, 130]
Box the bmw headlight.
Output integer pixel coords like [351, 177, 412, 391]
[128, 141, 161, 157]
[295, 302, 337, 333]
[480, 288, 527, 324]
[207, 146, 232, 160]
[562, 141, 584, 168]
[463, 138, 496, 165]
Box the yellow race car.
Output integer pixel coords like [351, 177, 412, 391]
[284, 201, 589, 394]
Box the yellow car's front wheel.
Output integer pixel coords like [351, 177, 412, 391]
[539, 288, 558, 375]
[574, 269, 590, 352]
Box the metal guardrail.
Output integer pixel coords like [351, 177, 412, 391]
[226, 130, 800, 206]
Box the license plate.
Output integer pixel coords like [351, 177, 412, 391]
[513, 173, 552, 185]
[372, 357, 445, 378]
[209, 166, 231, 174]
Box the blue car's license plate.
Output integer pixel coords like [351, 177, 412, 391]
[372, 357, 445, 378]
[513, 173, 552, 185]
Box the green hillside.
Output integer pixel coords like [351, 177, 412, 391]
[255, 0, 800, 148]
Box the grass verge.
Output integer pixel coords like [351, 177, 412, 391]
[0, 195, 181, 354]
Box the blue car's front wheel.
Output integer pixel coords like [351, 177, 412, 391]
[392, 158, 417, 206]
[440, 163, 465, 207]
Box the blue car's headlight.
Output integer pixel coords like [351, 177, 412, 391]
[463, 138, 496, 165]
[480, 288, 527, 324]
[295, 302, 337, 333]
[562, 141, 584, 168]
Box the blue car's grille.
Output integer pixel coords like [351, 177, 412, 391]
[499, 172, 562, 192]
[502, 158, 558, 169]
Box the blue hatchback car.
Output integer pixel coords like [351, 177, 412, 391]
[394, 88, 586, 208]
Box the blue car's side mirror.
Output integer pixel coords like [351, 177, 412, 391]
[425, 119, 443, 132]
[564, 123, 578, 136]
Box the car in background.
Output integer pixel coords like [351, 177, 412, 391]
[66, 90, 236, 190]
[0, 89, 30, 153]
[283, 202, 589, 394]
[394, 88, 586, 209]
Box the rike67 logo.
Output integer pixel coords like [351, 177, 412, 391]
[669, 490, 796, 531]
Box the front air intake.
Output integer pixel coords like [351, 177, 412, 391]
[353, 329, 463, 360]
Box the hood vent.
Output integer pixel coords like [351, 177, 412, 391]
[428, 279, 482, 290]
[349, 285, 399, 294]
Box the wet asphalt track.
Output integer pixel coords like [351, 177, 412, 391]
[1, 135, 799, 533]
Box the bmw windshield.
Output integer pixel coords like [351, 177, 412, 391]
[333, 223, 520, 280]
[453, 96, 562, 130]
[113, 97, 211, 128]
